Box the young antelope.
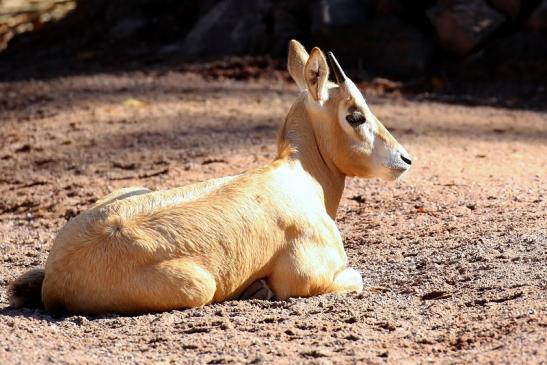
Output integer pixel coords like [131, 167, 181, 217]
[8, 40, 412, 314]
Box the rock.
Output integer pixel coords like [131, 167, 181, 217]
[420, 290, 451, 300]
[489, 0, 522, 18]
[527, 0, 547, 31]
[269, 5, 305, 56]
[69, 316, 89, 326]
[364, 0, 404, 16]
[311, 0, 370, 32]
[197, 0, 221, 16]
[182, 0, 273, 58]
[460, 31, 547, 82]
[426, 0, 506, 56]
[63, 208, 77, 220]
[15, 144, 31, 153]
[313, 16, 433, 79]
[377, 0, 404, 15]
[109, 18, 146, 39]
[301, 349, 330, 358]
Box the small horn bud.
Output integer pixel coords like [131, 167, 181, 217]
[327, 52, 347, 84]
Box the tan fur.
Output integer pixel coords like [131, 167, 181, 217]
[304, 48, 330, 103]
[287, 39, 309, 91]
[9, 40, 411, 314]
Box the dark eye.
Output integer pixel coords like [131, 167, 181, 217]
[346, 111, 366, 127]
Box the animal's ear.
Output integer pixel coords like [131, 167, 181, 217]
[304, 47, 329, 104]
[287, 39, 309, 91]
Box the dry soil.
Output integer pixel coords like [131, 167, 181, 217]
[0, 72, 546, 364]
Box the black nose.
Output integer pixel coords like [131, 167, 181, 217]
[401, 154, 412, 165]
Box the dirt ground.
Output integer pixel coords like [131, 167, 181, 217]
[0, 72, 545, 364]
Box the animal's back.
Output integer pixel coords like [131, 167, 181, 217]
[41, 164, 308, 313]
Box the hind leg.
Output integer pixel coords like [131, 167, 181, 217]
[127, 259, 217, 312]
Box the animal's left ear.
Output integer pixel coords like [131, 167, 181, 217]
[304, 47, 329, 104]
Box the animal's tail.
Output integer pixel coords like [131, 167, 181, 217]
[8, 268, 45, 308]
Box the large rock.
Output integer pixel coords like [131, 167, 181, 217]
[312, 16, 433, 79]
[268, 0, 312, 55]
[527, 0, 547, 31]
[311, 0, 370, 32]
[182, 0, 273, 58]
[426, 0, 506, 56]
[365, 0, 404, 16]
[309, 0, 429, 79]
[359, 17, 433, 79]
[459, 31, 547, 82]
[109, 18, 147, 40]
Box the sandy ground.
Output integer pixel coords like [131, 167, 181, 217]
[0, 72, 546, 364]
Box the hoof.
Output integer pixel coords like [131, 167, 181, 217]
[238, 279, 275, 301]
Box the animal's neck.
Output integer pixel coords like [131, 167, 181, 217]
[277, 100, 345, 219]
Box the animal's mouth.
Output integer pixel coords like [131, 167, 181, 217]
[382, 165, 410, 181]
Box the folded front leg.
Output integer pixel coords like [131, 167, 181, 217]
[329, 267, 363, 294]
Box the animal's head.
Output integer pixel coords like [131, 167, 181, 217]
[287, 40, 412, 181]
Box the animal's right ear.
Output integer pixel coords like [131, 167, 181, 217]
[304, 47, 329, 104]
[287, 39, 309, 91]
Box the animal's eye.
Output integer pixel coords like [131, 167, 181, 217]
[345, 111, 366, 127]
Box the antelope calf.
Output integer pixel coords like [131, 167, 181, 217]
[9, 40, 411, 314]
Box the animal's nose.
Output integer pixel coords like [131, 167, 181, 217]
[401, 154, 412, 166]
